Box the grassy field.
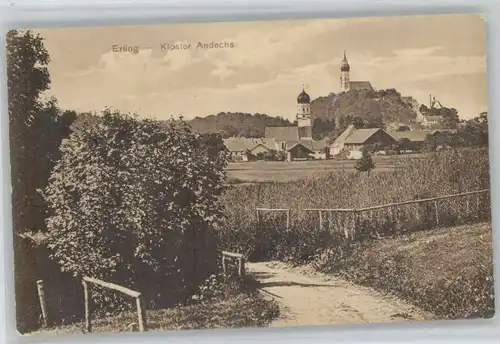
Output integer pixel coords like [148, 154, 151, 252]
[313, 222, 494, 319]
[225, 154, 425, 183]
[218, 148, 492, 263]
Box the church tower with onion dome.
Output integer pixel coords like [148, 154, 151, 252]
[296, 87, 312, 140]
[340, 50, 350, 92]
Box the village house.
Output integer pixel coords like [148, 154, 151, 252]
[388, 129, 454, 152]
[329, 126, 398, 159]
[223, 137, 278, 162]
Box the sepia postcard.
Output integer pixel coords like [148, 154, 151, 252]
[7, 13, 493, 336]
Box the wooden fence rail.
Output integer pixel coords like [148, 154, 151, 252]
[303, 189, 490, 232]
[82, 276, 147, 333]
[256, 208, 291, 228]
[222, 251, 246, 278]
[256, 189, 490, 235]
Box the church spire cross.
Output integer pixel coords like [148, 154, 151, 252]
[343, 50, 347, 61]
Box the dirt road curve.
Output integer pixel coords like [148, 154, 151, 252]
[248, 261, 432, 327]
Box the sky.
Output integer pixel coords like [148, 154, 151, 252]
[34, 13, 488, 121]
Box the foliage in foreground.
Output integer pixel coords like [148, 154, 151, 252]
[42, 109, 230, 312]
[219, 148, 491, 263]
[311, 223, 494, 319]
[28, 272, 280, 335]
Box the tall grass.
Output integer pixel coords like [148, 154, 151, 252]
[218, 148, 491, 262]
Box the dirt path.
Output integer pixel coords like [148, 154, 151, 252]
[248, 261, 432, 327]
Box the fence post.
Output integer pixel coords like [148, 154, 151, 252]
[256, 210, 261, 228]
[434, 200, 439, 225]
[238, 257, 246, 278]
[352, 211, 358, 240]
[36, 280, 48, 328]
[83, 279, 91, 333]
[136, 294, 147, 332]
[222, 255, 227, 275]
[286, 209, 290, 228]
[318, 210, 323, 230]
[343, 212, 349, 238]
[476, 192, 481, 218]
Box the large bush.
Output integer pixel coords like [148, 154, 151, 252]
[42, 110, 229, 311]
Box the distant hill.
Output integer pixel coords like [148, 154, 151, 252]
[186, 89, 428, 140]
[311, 88, 418, 137]
[187, 112, 294, 138]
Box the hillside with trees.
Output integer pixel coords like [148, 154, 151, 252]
[311, 88, 417, 139]
[186, 89, 462, 141]
[187, 112, 295, 138]
[419, 103, 460, 129]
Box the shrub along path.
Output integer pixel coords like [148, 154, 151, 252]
[248, 261, 433, 327]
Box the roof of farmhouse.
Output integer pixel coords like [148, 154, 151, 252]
[343, 128, 382, 144]
[284, 139, 328, 152]
[331, 125, 356, 147]
[389, 129, 457, 142]
[223, 137, 276, 152]
[388, 130, 440, 142]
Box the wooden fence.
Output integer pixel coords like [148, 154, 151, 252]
[82, 277, 147, 333]
[222, 251, 246, 277]
[257, 189, 491, 239]
[256, 208, 291, 228]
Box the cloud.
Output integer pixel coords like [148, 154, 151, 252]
[161, 41, 202, 71]
[44, 16, 487, 121]
[200, 19, 347, 80]
[393, 46, 445, 59]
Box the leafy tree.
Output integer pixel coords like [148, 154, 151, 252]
[42, 109, 229, 311]
[420, 102, 460, 129]
[454, 112, 489, 148]
[419, 104, 430, 114]
[478, 112, 488, 124]
[198, 132, 229, 165]
[7, 29, 78, 333]
[355, 150, 375, 174]
[312, 117, 336, 140]
[423, 133, 449, 151]
[439, 108, 460, 128]
[7, 30, 77, 235]
[8, 29, 51, 234]
[339, 114, 365, 130]
[397, 125, 411, 132]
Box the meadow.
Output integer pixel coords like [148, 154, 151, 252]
[217, 148, 494, 319]
[225, 154, 421, 183]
